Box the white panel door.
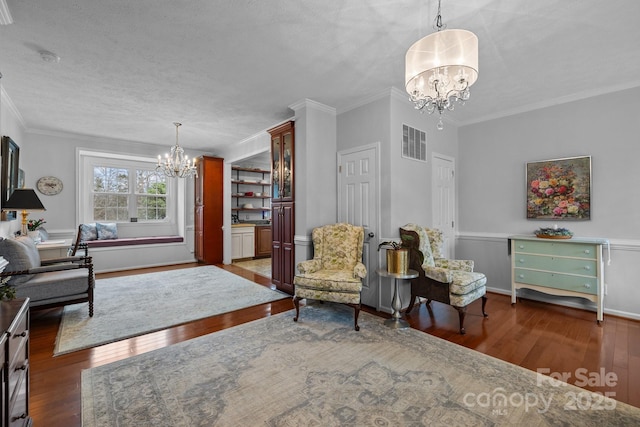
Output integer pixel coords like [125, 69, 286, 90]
[432, 154, 456, 258]
[338, 144, 379, 308]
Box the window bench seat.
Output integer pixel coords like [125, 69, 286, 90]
[70, 224, 193, 273]
[84, 235, 184, 248]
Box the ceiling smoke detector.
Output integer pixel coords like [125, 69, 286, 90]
[39, 50, 60, 63]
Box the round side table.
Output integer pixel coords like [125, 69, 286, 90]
[376, 268, 418, 329]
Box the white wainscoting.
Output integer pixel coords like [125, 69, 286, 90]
[457, 233, 640, 321]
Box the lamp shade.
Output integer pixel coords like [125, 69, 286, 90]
[405, 29, 478, 97]
[3, 188, 46, 211]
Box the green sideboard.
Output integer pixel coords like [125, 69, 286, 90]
[509, 235, 609, 323]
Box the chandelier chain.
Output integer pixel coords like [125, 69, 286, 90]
[433, 0, 446, 31]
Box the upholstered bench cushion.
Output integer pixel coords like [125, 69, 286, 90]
[16, 269, 91, 303]
[449, 271, 487, 295]
[86, 236, 183, 248]
[450, 286, 486, 309]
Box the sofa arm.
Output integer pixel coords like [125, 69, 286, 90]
[424, 266, 453, 283]
[434, 258, 474, 272]
[353, 262, 367, 279]
[297, 259, 321, 274]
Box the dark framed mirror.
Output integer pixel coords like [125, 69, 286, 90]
[1, 136, 20, 221]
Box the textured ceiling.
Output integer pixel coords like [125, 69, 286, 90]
[1, 0, 639, 151]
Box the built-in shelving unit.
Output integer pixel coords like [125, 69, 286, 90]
[231, 167, 271, 219]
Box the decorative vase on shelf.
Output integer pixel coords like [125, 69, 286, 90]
[28, 230, 41, 243]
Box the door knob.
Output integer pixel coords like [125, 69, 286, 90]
[368, 232, 375, 238]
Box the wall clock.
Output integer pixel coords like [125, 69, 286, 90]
[36, 176, 63, 195]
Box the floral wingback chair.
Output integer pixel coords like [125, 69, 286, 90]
[293, 223, 367, 331]
[399, 223, 488, 334]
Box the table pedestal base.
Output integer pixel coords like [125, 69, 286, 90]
[384, 317, 409, 329]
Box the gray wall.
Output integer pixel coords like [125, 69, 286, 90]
[457, 86, 640, 319]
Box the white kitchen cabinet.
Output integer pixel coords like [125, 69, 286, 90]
[231, 226, 255, 260]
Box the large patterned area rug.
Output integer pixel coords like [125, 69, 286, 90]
[82, 302, 640, 426]
[55, 266, 288, 355]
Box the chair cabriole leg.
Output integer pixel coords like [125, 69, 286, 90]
[293, 296, 301, 322]
[455, 305, 467, 335]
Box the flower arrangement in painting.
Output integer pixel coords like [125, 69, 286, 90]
[527, 160, 590, 219]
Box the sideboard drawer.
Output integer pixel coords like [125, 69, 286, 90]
[513, 254, 597, 277]
[513, 239, 596, 259]
[513, 268, 598, 295]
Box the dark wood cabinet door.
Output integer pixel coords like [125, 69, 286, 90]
[271, 203, 294, 294]
[270, 121, 294, 203]
[281, 203, 295, 294]
[195, 156, 224, 264]
[255, 226, 272, 258]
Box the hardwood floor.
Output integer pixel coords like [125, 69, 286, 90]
[29, 263, 639, 426]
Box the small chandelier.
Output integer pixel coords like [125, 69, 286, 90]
[405, 0, 478, 130]
[156, 122, 198, 178]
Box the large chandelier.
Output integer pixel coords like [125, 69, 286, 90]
[405, 0, 478, 130]
[156, 122, 197, 178]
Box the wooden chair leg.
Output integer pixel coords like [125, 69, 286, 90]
[481, 295, 488, 317]
[405, 295, 418, 314]
[454, 305, 467, 335]
[353, 303, 360, 331]
[293, 296, 301, 322]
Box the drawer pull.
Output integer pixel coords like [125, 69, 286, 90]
[519, 245, 524, 249]
[518, 274, 525, 279]
[584, 283, 591, 289]
[584, 249, 590, 254]
[519, 259, 524, 263]
[584, 266, 591, 271]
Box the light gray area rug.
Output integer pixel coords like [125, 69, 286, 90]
[55, 266, 288, 355]
[82, 302, 640, 426]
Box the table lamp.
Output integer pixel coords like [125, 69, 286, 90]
[3, 188, 46, 235]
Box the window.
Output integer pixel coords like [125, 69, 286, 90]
[79, 151, 175, 225]
[91, 166, 167, 222]
[136, 170, 167, 220]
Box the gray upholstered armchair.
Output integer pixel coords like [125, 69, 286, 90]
[0, 236, 95, 316]
[293, 223, 367, 330]
[399, 224, 487, 334]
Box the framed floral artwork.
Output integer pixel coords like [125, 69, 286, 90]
[526, 155, 591, 220]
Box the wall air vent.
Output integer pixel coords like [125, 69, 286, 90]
[402, 124, 427, 162]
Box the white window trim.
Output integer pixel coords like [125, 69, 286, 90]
[77, 149, 181, 235]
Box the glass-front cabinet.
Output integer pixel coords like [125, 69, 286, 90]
[271, 122, 294, 202]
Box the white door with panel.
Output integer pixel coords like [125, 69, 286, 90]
[338, 144, 379, 308]
[432, 154, 456, 259]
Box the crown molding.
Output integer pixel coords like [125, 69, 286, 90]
[337, 87, 395, 114]
[1, 86, 25, 128]
[459, 81, 640, 127]
[288, 98, 336, 115]
[0, 0, 13, 25]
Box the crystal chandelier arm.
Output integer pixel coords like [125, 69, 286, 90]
[155, 122, 198, 178]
